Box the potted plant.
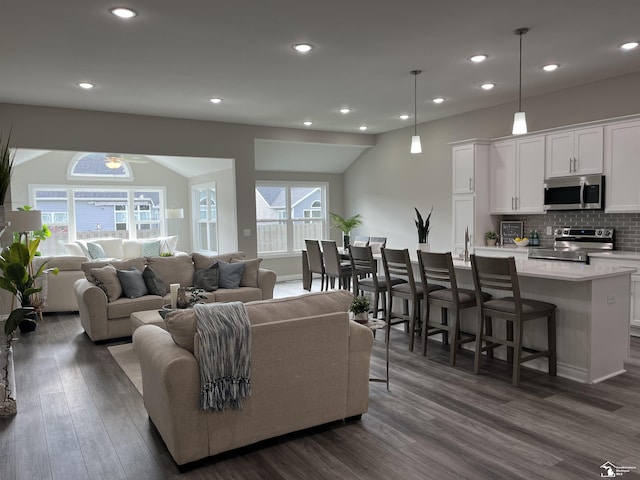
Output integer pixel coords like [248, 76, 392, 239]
[485, 230, 498, 247]
[414, 206, 433, 251]
[329, 212, 363, 249]
[0, 130, 14, 226]
[349, 295, 370, 324]
[0, 239, 58, 416]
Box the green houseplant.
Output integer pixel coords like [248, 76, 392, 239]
[414, 206, 433, 248]
[329, 212, 363, 249]
[485, 230, 498, 246]
[349, 295, 370, 323]
[0, 130, 14, 208]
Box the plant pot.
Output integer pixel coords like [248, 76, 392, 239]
[418, 243, 430, 252]
[343, 234, 350, 250]
[486, 239, 497, 247]
[1, 345, 17, 417]
[352, 312, 369, 324]
[18, 319, 37, 333]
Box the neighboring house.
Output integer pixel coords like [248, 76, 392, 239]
[255, 186, 321, 219]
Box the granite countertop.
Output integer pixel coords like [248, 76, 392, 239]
[587, 251, 640, 260]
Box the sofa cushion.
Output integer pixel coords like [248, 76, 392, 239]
[231, 257, 262, 288]
[107, 295, 165, 320]
[193, 263, 219, 292]
[213, 287, 262, 304]
[94, 238, 125, 259]
[141, 239, 161, 258]
[82, 258, 147, 280]
[165, 290, 352, 353]
[192, 251, 246, 270]
[117, 267, 149, 298]
[91, 264, 122, 302]
[143, 266, 167, 296]
[87, 242, 107, 260]
[146, 255, 195, 289]
[218, 261, 245, 289]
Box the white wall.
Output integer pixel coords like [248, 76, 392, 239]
[345, 70, 640, 253]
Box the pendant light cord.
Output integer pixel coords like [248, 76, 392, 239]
[411, 70, 422, 136]
[518, 31, 522, 112]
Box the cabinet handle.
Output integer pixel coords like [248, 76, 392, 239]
[512, 197, 515, 210]
[569, 158, 572, 173]
[515, 197, 518, 210]
[469, 178, 472, 190]
[573, 157, 577, 172]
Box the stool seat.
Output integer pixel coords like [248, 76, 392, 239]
[483, 297, 556, 315]
[429, 288, 490, 305]
[358, 276, 406, 289]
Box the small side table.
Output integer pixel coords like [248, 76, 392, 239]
[362, 316, 389, 390]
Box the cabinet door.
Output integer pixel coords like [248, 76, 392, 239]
[516, 136, 545, 213]
[605, 120, 640, 212]
[489, 140, 516, 213]
[632, 275, 640, 336]
[545, 131, 573, 178]
[574, 126, 603, 175]
[452, 144, 475, 193]
[452, 194, 474, 255]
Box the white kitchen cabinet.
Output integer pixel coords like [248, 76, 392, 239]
[452, 194, 474, 256]
[545, 126, 603, 178]
[489, 135, 545, 214]
[604, 120, 640, 212]
[452, 141, 489, 194]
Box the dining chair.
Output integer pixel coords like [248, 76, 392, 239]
[381, 247, 444, 351]
[352, 236, 370, 247]
[470, 254, 557, 387]
[321, 240, 352, 290]
[368, 237, 387, 254]
[305, 239, 327, 291]
[418, 251, 491, 365]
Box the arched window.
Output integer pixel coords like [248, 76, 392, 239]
[69, 152, 132, 178]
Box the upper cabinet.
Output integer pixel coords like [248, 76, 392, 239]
[604, 120, 640, 212]
[489, 135, 545, 214]
[452, 140, 489, 194]
[545, 126, 603, 178]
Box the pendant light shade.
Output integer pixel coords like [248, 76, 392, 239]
[410, 70, 422, 154]
[512, 28, 529, 135]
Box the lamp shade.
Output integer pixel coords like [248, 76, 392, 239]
[165, 208, 184, 219]
[410, 135, 422, 154]
[512, 111, 528, 135]
[6, 210, 42, 233]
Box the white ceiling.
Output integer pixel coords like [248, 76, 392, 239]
[1, 1, 639, 137]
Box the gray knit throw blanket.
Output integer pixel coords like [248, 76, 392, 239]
[194, 302, 251, 412]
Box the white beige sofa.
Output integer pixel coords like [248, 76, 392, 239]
[33, 255, 87, 312]
[132, 290, 373, 466]
[75, 252, 276, 342]
[65, 236, 184, 259]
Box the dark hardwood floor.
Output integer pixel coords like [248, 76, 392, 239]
[2, 279, 640, 479]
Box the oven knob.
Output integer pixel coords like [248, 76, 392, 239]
[605, 230, 611, 237]
[596, 229, 602, 236]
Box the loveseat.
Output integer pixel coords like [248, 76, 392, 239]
[132, 290, 373, 466]
[75, 252, 276, 342]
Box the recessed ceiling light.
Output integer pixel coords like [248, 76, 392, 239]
[303, 121, 313, 126]
[399, 114, 410, 120]
[109, 7, 138, 18]
[542, 64, 559, 72]
[209, 98, 223, 104]
[470, 54, 488, 63]
[620, 41, 639, 50]
[480, 83, 495, 90]
[293, 43, 314, 54]
[358, 126, 368, 131]
[77, 82, 95, 89]
[432, 97, 445, 104]
[339, 107, 351, 114]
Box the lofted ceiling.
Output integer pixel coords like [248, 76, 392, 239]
[1, 1, 639, 138]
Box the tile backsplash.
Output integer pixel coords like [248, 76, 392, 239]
[502, 211, 640, 252]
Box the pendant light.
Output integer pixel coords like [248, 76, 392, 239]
[410, 69, 422, 154]
[512, 28, 529, 135]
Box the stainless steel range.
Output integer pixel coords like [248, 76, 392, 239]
[527, 227, 614, 263]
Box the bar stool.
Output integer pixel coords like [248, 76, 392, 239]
[470, 254, 557, 387]
[305, 239, 326, 291]
[381, 247, 444, 352]
[417, 251, 491, 365]
[321, 240, 351, 290]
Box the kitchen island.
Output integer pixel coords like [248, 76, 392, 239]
[448, 258, 634, 384]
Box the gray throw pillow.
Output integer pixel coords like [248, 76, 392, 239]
[117, 267, 149, 298]
[142, 266, 167, 296]
[218, 260, 245, 289]
[194, 263, 220, 292]
[91, 264, 122, 302]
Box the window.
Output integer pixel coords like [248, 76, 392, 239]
[255, 182, 327, 255]
[31, 186, 165, 256]
[69, 152, 132, 179]
[192, 183, 218, 253]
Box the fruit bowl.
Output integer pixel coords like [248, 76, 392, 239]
[514, 238, 529, 247]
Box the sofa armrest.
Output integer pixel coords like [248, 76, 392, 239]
[257, 268, 277, 300]
[133, 326, 209, 465]
[346, 321, 374, 417]
[74, 278, 109, 341]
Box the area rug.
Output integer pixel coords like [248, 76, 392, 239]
[107, 343, 143, 395]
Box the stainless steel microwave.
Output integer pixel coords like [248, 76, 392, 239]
[543, 175, 604, 210]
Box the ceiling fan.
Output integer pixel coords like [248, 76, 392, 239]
[104, 153, 150, 169]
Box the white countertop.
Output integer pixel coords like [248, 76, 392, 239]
[451, 258, 635, 282]
[588, 251, 640, 260]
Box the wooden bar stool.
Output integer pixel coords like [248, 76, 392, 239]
[470, 254, 557, 387]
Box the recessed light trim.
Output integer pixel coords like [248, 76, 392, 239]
[293, 43, 314, 54]
[432, 97, 445, 104]
[399, 114, 410, 120]
[339, 107, 351, 114]
[303, 121, 313, 126]
[77, 82, 95, 89]
[358, 126, 368, 131]
[110, 7, 138, 18]
[470, 54, 488, 63]
[620, 41, 639, 50]
[209, 98, 223, 104]
[480, 83, 495, 90]
[542, 64, 559, 72]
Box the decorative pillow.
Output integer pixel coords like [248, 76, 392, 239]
[218, 260, 245, 289]
[142, 266, 167, 296]
[231, 258, 262, 288]
[87, 242, 107, 260]
[91, 264, 122, 301]
[94, 238, 125, 258]
[82, 258, 146, 280]
[192, 251, 246, 270]
[116, 267, 149, 298]
[194, 263, 220, 292]
[75, 241, 91, 257]
[146, 255, 195, 289]
[165, 309, 197, 352]
[141, 239, 161, 257]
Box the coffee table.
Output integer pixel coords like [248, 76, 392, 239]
[130, 309, 167, 335]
